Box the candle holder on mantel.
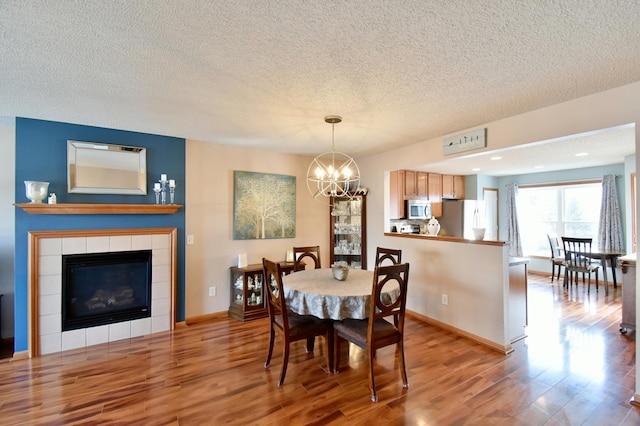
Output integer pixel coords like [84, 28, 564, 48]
[153, 184, 161, 205]
[169, 183, 176, 204]
[153, 175, 177, 205]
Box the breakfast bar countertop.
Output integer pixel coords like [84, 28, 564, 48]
[384, 232, 506, 246]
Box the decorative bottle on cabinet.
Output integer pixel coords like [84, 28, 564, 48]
[330, 191, 367, 269]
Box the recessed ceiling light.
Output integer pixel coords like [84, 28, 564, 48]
[472, 168, 481, 171]
[534, 165, 545, 169]
[490, 156, 502, 160]
[575, 152, 589, 157]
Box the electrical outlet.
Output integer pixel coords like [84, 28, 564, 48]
[209, 286, 216, 297]
[187, 235, 194, 245]
[442, 294, 449, 305]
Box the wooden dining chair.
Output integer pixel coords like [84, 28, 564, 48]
[375, 247, 402, 267]
[561, 237, 601, 292]
[293, 246, 321, 271]
[262, 258, 334, 387]
[333, 262, 410, 402]
[546, 234, 565, 283]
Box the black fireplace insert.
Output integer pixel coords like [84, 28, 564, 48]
[62, 250, 152, 331]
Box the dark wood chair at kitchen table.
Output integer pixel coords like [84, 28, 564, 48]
[546, 234, 565, 283]
[262, 258, 334, 387]
[561, 237, 601, 293]
[333, 262, 410, 402]
[293, 246, 321, 271]
[375, 247, 402, 267]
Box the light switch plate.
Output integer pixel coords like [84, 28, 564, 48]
[443, 128, 487, 156]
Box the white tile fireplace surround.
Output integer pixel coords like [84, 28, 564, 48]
[28, 228, 177, 357]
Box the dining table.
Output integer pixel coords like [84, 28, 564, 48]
[583, 247, 626, 295]
[282, 268, 400, 321]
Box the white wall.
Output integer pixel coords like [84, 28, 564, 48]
[0, 119, 15, 339]
[184, 140, 328, 318]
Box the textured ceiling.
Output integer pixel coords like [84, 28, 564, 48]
[1, 1, 639, 174]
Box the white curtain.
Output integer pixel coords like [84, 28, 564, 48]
[505, 183, 523, 257]
[598, 174, 623, 250]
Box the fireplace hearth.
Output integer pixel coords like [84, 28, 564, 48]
[62, 250, 152, 331]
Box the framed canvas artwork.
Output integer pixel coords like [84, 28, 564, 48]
[233, 171, 296, 240]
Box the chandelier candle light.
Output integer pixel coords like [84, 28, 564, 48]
[306, 115, 360, 204]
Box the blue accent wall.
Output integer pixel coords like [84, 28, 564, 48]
[14, 118, 186, 352]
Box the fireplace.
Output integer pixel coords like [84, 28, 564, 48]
[28, 228, 176, 357]
[62, 250, 153, 331]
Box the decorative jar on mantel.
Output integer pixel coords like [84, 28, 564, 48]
[24, 181, 49, 203]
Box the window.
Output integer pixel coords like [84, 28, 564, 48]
[517, 182, 602, 257]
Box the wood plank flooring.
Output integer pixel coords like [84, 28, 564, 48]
[0, 272, 638, 425]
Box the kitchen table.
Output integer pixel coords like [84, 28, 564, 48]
[582, 247, 625, 295]
[282, 268, 399, 321]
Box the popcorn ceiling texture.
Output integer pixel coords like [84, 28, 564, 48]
[1, 1, 640, 156]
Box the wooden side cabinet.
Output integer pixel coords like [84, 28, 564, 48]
[229, 261, 296, 321]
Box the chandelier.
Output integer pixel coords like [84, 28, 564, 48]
[306, 115, 360, 202]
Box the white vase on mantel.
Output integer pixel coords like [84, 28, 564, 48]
[427, 217, 440, 236]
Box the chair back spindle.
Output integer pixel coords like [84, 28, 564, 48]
[293, 246, 321, 271]
[375, 247, 402, 267]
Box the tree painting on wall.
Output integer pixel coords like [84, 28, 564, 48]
[233, 171, 296, 240]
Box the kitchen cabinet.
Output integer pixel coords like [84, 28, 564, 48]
[442, 174, 465, 199]
[330, 192, 367, 269]
[389, 170, 405, 219]
[619, 254, 636, 333]
[403, 170, 428, 198]
[404, 170, 417, 197]
[509, 258, 528, 343]
[428, 173, 443, 217]
[229, 262, 296, 321]
[389, 170, 440, 219]
[417, 172, 428, 197]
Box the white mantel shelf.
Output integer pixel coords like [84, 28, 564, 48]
[14, 203, 183, 215]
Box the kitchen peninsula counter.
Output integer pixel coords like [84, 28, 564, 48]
[381, 230, 514, 353]
[384, 232, 506, 246]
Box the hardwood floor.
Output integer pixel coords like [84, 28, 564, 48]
[0, 272, 638, 425]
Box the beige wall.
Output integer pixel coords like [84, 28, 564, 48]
[181, 81, 640, 390]
[355, 80, 640, 349]
[184, 141, 328, 318]
[0, 121, 15, 338]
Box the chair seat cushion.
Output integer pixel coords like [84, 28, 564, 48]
[567, 263, 600, 273]
[275, 312, 331, 338]
[334, 318, 399, 348]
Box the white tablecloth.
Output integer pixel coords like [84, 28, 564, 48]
[282, 268, 400, 320]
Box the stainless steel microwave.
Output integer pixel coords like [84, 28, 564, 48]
[407, 199, 432, 219]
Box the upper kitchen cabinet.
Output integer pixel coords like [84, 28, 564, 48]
[390, 170, 405, 219]
[442, 174, 465, 199]
[428, 173, 443, 217]
[403, 170, 428, 198]
[390, 170, 441, 218]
